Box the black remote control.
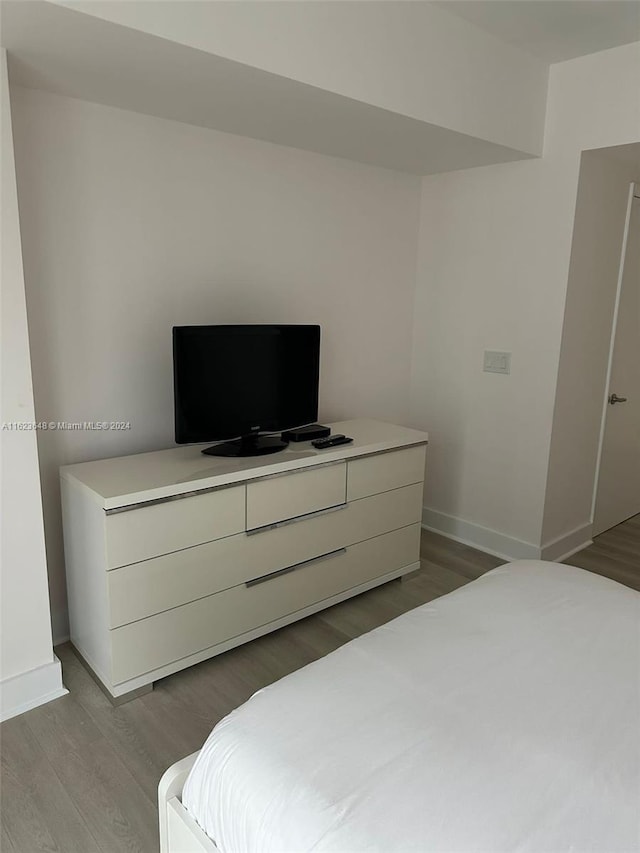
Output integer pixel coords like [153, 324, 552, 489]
[312, 434, 354, 449]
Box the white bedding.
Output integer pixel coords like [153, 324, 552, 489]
[183, 561, 640, 852]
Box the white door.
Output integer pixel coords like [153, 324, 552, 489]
[593, 188, 640, 536]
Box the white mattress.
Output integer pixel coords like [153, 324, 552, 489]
[183, 561, 640, 852]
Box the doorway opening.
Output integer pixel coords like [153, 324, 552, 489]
[541, 142, 640, 557]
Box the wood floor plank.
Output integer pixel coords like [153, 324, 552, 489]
[564, 514, 640, 590]
[1, 821, 16, 853]
[317, 583, 410, 637]
[420, 532, 502, 579]
[1, 518, 637, 853]
[1, 714, 101, 853]
[564, 549, 640, 590]
[24, 691, 159, 853]
[590, 533, 639, 562]
[269, 616, 352, 663]
[414, 559, 476, 596]
[54, 644, 206, 808]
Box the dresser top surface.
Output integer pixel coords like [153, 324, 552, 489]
[60, 419, 428, 510]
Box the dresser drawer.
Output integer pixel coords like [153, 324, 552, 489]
[105, 485, 245, 569]
[246, 461, 346, 530]
[110, 523, 420, 683]
[107, 483, 424, 627]
[347, 445, 426, 501]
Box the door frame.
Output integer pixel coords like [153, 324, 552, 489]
[590, 181, 639, 529]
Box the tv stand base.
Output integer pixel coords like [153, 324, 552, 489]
[202, 435, 288, 457]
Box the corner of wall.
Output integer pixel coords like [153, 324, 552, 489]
[1, 49, 65, 717]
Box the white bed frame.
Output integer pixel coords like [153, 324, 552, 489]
[158, 752, 220, 853]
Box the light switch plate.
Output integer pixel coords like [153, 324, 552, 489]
[483, 351, 511, 374]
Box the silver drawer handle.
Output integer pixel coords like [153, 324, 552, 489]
[105, 482, 235, 515]
[246, 502, 347, 535]
[245, 548, 346, 587]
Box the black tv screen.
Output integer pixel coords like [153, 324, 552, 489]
[173, 325, 320, 455]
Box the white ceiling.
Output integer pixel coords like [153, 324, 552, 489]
[438, 1, 640, 63]
[3, 1, 637, 176]
[1, 1, 531, 176]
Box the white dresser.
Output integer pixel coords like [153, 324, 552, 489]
[60, 419, 428, 702]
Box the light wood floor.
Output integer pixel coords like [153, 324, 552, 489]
[564, 513, 640, 590]
[2, 520, 638, 853]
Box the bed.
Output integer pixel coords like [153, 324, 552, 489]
[158, 560, 640, 852]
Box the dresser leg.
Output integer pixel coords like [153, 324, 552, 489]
[109, 683, 154, 706]
[70, 642, 153, 705]
[398, 567, 419, 583]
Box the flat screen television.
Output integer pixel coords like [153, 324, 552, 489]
[173, 324, 321, 457]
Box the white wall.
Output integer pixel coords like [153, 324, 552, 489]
[0, 51, 65, 719]
[59, 0, 548, 156]
[542, 147, 640, 549]
[410, 43, 640, 559]
[10, 86, 422, 642]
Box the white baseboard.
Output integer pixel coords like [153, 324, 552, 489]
[541, 523, 592, 563]
[0, 655, 68, 722]
[422, 507, 541, 561]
